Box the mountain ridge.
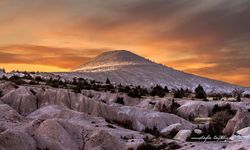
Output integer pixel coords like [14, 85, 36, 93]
[70, 50, 248, 93]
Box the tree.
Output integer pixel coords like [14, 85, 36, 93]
[106, 77, 111, 84]
[164, 86, 169, 93]
[232, 89, 244, 102]
[174, 89, 183, 98]
[195, 85, 207, 100]
[128, 87, 141, 98]
[150, 85, 165, 97]
[2, 68, 5, 73]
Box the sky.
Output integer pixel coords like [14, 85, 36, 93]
[0, 0, 250, 86]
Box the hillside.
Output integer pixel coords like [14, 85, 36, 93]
[69, 50, 247, 93]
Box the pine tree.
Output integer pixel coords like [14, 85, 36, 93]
[174, 89, 183, 98]
[195, 84, 207, 100]
[106, 77, 111, 84]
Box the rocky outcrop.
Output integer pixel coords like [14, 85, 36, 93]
[0, 81, 18, 96]
[176, 101, 214, 119]
[0, 130, 36, 150]
[160, 123, 181, 137]
[1, 86, 37, 115]
[120, 106, 195, 131]
[223, 110, 250, 136]
[173, 130, 192, 141]
[0, 104, 146, 150]
[1, 85, 195, 133]
[236, 127, 250, 136]
[176, 101, 250, 120]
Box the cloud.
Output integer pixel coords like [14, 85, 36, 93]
[0, 45, 109, 69]
[0, 0, 249, 86]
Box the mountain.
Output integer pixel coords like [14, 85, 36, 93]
[71, 50, 247, 93]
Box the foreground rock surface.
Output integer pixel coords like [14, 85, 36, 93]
[1, 81, 250, 150]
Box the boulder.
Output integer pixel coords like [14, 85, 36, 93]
[126, 139, 145, 150]
[154, 99, 177, 113]
[177, 101, 214, 119]
[133, 119, 145, 131]
[173, 130, 192, 141]
[1, 86, 37, 115]
[0, 104, 23, 122]
[0, 81, 18, 96]
[194, 129, 203, 135]
[120, 106, 195, 131]
[84, 130, 124, 150]
[33, 119, 79, 150]
[160, 123, 181, 137]
[229, 135, 250, 141]
[223, 110, 250, 136]
[236, 127, 250, 136]
[0, 130, 36, 150]
[28, 105, 146, 149]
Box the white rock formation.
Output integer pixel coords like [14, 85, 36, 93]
[223, 110, 250, 136]
[236, 127, 250, 136]
[194, 129, 203, 135]
[173, 130, 192, 141]
[120, 106, 195, 131]
[160, 123, 181, 137]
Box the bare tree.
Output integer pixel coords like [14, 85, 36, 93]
[79, 129, 90, 150]
[232, 89, 244, 102]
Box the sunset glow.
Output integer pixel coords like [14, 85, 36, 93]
[0, 0, 249, 86]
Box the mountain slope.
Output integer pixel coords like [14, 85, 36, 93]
[71, 50, 246, 93]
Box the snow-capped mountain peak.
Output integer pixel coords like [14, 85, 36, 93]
[73, 50, 154, 72]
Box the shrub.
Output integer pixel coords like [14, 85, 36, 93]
[170, 99, 181, 114]
[105, 118, 133, 129]
[244, 94, 250, 98]
[164, 86, 169, 93]
[106, 124, 116, 129]
[143, 126, 160, 137]
[137, 143, 159, 150]
[9, 75, 26, 85]
[209, 111, 234, 136]
[46, 78, 65, 88]
[206, 104, 236, 137]
[23, 74, 33, 80]
[0, 90, 3, 97]
[115, 97, 125, 105]
[0, 75, 8, 80]
[30, 89, 36, 96]
[209, 93, 222, 101]
[127, 86, 146, 98]
[184, 88, 192, 97]
[35, 76, 44, 82]
[211, 104, 236, 116]
[173, 89, 183, 98]
[232, 89, 244, 102]
[160, 99, 180, 114]
[150, 85, 165, 97]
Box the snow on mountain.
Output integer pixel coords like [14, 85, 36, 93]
[64, 50, 248, 93]
[73, 50, 154, 72]
[0, 69, 5, 78]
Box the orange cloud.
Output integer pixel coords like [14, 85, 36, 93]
[0, 0, 249, 86]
